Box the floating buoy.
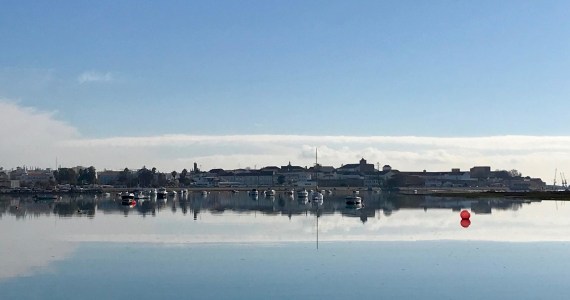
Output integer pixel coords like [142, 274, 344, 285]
[460, 210, 471, 219]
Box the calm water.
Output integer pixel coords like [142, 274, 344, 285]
[1, 191, 570, 299]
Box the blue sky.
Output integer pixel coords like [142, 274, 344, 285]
[2, 0, 569, 137]
[1, 1, 570, 177]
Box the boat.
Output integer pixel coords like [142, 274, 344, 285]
[265, 189, 276, 197]
[201, 191, 209, 196]
[285, 190, 294, 196]
[345, 190, 362, 205]
[168, 190, 177, 197]
[297, 189, 308, 198]
[149, 189, 157, 195]
[157, 188, 167, 199]
[231, 190, 239, 194]
[121, 192, 135, 200]
[249, 189, 259, 196]
[311, 147, 324, 203]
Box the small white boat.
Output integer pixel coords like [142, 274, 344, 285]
[149, 189, 157, 195]
[265, 189, 275, 196]
[285, 190, 294, 196]
[249, 189, 259, 196]
[168, 190, 177, 196]
[312, 191, 323, 202]
[201, 191, 209, 196]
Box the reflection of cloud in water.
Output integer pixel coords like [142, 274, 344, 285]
[0, 238, 76, 280]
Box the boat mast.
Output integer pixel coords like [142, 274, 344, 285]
[315, 147, 318, 190]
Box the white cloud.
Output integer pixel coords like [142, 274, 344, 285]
[77, 71, 113, 84]
[0, 100, 79, 169]
[0, 100, 569, 181]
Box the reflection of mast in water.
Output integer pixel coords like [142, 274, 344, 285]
[316, 205, 319, 250]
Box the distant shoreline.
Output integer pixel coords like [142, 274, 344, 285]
[403, 190, 570, 200]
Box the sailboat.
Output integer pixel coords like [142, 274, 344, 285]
[312, 148, 324, 204]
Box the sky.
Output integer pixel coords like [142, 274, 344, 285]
[1, 0, 570, 181]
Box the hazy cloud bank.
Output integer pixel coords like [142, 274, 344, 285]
[0, 100, 567, 180]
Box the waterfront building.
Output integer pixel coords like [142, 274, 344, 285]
[97, 170, 122, 185]
[336, 158, 375, 174]
[219, 170, 275, 187]
[19, 169, 56, 186]
[470, 166, 491, 179]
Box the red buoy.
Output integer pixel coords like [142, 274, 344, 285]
[460, 219, 471, 228]
[460, 210, 471, 219]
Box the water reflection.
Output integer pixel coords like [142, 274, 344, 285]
[0, 191, 537, 220]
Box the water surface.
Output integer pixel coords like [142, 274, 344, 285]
[1, 191, 569, 299]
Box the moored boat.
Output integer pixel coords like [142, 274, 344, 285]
[121, 192, 135, 200]
[249, 189, 259, 196]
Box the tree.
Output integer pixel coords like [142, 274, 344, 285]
[179, 169, 189, 186]
[86, 166, 97, 185]
[277, 175, 286, 185]
[494, 170, 511, 179]
[137, 166, 154, 187]
[171, 171, 178, 181]
[54, 168, 78, 185]
[118, 168, 130, 187]
[509, 169, 522, 178]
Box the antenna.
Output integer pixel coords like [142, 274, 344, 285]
[554, 168, 558, 189]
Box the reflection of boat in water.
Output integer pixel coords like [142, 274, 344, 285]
[346, 203, 363, 209]
[157, 188, 167, 199]
[345, 190, 362, 205]
[312, 191, 323, 203]
[297, 189, 308, 198]
[121, 197, 136, 206]
[134, 191, 148, 200]
[34, 194, 59, 201]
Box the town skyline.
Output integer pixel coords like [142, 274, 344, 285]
[0, 101, 568, 182]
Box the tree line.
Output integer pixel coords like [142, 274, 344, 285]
[52, 166, 193, 188]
